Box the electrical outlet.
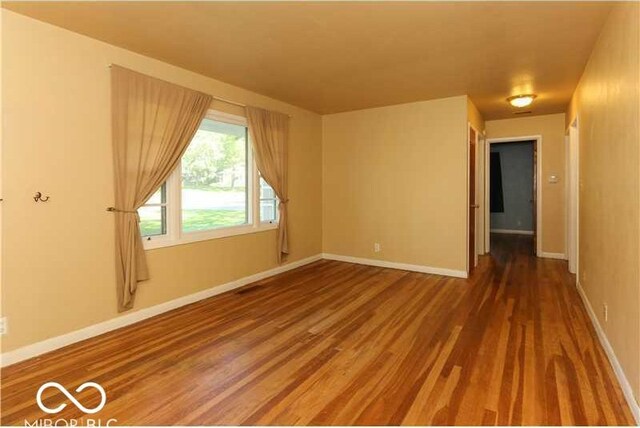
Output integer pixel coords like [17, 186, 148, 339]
[0, 317, 7, 335]
[603, 304, 608, 323]
[374, 243, 381, 253]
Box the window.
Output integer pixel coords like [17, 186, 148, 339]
[181, 118, 249, 232]
[138, 110, 278, 249]
[139, 184, 167, 237]
[259, 176, 278, 223]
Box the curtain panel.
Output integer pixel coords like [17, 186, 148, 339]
[110, 65, 212, 311]
[246, 106, 290, 263]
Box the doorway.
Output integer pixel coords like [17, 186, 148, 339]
[485, 136, 542, 256]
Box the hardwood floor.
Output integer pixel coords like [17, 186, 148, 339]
[1, 234, 634, 425]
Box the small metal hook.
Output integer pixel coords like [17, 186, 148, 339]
[34, 192, 50, 202]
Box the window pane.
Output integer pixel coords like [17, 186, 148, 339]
[259, 177, 278, 223]
[181, 118, 248, 233]
[139, 205, 166, 237]
[146, 185, 166, 205]
[260, 199, 277, 223]
[259, 177, 275, 199]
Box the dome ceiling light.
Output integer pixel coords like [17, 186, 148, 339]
[507, 94, 537, 108]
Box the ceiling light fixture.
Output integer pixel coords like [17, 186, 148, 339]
[507, 94, 537, 108]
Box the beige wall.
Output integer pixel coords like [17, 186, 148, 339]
[0, 9, 4, 354]
[468, 98, 486, 255]
[567, 2, 639, 403]
[467, 98, 485, 135]
[485, 114, 566, 254]
[1, 11, 323, 352]
[322, 96, 468, 273]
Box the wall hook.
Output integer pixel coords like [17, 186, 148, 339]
[34, 192, 50, 202]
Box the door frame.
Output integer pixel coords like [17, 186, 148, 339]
[566, 117, 580, 274]
[467, 123, 481, 274]
[484, 135, 543, 256]
[467, 124, 479, 274]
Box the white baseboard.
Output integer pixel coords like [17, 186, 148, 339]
[0, 254, 323, 368]
[322, 253, 468, 279]
[490, 229, 534, 235]
[540, 252, 567, 260]
[576, 281, 640, 423]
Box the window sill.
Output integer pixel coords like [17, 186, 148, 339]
[142, 222, 278, 251]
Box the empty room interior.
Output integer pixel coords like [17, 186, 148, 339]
[0, 1, 639, 426]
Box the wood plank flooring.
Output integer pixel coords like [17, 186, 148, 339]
[1, 234, 634, 425]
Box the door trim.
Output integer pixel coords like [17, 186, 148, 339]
[485, 135, 543, 256]
[567, 117, 580, 274]
[467, 123, 480, 274]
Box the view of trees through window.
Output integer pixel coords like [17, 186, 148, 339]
[139, 118, 248, 236]
[181, 119, 248, 233]
[138, 116, 279, 239]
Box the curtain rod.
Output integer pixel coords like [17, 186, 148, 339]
[108, 64, 291, 117]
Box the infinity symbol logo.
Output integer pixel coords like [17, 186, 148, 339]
[36, 382, 107, 414]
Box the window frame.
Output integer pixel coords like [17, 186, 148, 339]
[141, 110, 278, 250]
[138, 182, 168, 238]
[259, 175, 279, 225]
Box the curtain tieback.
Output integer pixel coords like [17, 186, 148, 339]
[280, 199, 290, 204]
[106, 207, 141, 221]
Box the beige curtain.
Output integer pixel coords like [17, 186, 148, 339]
[111, 65, 212, 311]
[246, 106, 290, 263]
